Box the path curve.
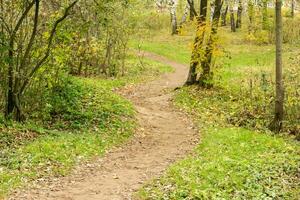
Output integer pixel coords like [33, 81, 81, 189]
[9, 52, 199, 200]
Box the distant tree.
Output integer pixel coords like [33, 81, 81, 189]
[169, 0, 179, 35]
[262, 0, 269, 30]
[189, 0, 196, 20]
[230, 5, 236, 32]
[221, 3, 229, 26]
[236, 0, 242, 28]
[248, 0, 254, 33]
[291, 0, 295, 18]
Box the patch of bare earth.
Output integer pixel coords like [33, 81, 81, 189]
[8, 52, 199, 200]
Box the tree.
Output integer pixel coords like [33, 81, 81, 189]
[236, 0, 242, 28]
[291, 0, 295, 18]
[1, 0, 78, 120]
[169, 0, 179, 35]
[189, 0, 195, 20]
[221, 3, 229, 26]
[270, 0, 284, 132]
[230, 5, 236, 32]
[198, 0, 223, 87]
[262, 0, 269, 30]
[248, 0, 254, 33]
[185, 0, 208, 85]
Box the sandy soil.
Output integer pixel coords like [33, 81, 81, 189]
[8, 52, 199, 200]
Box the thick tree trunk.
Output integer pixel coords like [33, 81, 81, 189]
[236, 0, 242, 28]
[221, 5, 228, 26]
[185, 0, 208, 85]
[270, 0, 284, 132]
[230, 7, 236, 32]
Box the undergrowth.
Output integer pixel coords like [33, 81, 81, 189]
[0, 55, 172, 198]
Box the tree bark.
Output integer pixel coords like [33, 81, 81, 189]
[270, 0, 284, 132]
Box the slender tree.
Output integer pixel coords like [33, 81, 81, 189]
[230, 5, 236, 32]
[169, 0, 178, 35]
[189, 0, 195, 20]
[270, 0, 284, 132]
[236, 0, 242, 28]
[221, 4, 228, 26]
[291, 0, 295, 18]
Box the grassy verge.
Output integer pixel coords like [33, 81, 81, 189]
[139, 127, 300, 199]
[0, 54, 173, 198]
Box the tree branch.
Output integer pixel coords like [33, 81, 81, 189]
[19, 0, 40, 71]
[187, 0, 198, 16]
[0, 16, 11, 33]
[20, 0, 78, 94]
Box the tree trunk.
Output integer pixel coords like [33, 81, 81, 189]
[230, 6, 236, 32]
[291, 0, 295, 18]
[185, 0, 208, 85]
[221, 5, 228, 26]
[189, 0, 195, 20]
[180, 1, 190, 27]
[6, 38, 15, 118]
[270, 0, 284, 132]
[248, 0, 254, 33]
[170, 0, 178, 35]
[236, 0, 242, 28]
[199, 0, 223, 87]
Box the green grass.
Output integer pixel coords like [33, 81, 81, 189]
[138, 86, 300, 199]
[139, 127, 300, 199]
[130, 35, 191, 64]
[0, 54, 173, 198]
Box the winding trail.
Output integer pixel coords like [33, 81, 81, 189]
[9, 52, 199, 200]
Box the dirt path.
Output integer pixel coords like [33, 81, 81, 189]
[9, 52, 198, 200]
